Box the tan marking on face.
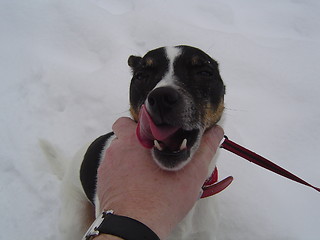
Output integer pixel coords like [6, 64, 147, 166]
[130, 105, 139, 122]
[145, 57, 154, 67]
[191, 55, 201, 66]
[203, 99, 224, 128]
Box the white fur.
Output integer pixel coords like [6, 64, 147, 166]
[59, 143, 96, 240]
[151, 46, 181, 90]
[156, 46, 181, 88]
[39, 139, 67, 179]
[146, 46, 181, 114]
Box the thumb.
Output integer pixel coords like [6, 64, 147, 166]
[193, 125, 224, 168]
[112, 117, 137, 139]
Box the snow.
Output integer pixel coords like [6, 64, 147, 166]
[1, 0, 319, 239]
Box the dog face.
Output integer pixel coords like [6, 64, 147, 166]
[128, 45, 225, 171]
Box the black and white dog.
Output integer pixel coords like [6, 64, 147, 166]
[60, 46, 225, 240]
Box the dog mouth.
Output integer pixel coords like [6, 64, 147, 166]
[136, 105, 199, 170]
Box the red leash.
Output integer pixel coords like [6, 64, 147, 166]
[200, 168, 233, 198]
[220, 136, 320, 193]
[200, 135, 319, 198]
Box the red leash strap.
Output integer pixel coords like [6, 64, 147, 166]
[220, 136, 320, 192]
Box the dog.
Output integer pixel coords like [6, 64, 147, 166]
[59, 45, 226, 240]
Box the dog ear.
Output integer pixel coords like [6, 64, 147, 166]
[128, 55, 142, 70]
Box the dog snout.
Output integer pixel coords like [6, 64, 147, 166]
[147, 87, 181, 124]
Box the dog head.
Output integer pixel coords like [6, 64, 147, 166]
[128, 45, 225, 171]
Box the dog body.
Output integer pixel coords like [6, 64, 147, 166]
[60, 46, 225, 240]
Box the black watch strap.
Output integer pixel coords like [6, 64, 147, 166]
[96, 211, 160, 240]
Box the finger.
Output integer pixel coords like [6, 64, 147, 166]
[204, 125, 224, 151]
[193, 125, 224, 167]
[112, 117, 137, 139]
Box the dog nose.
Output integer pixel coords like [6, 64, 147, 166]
[148, 87, 179, 107]
[147, 87, 181, 124]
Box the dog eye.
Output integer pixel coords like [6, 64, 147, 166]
[197, 71, 213, 77]
[134, 72, 148, 81]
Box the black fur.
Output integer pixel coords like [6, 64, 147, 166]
[129, 47, 170, 116]
[174, 45, 225, 111]
[129, 46, 225, 126]
[80, 132, 114, 204]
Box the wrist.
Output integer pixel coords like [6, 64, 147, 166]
[101, 206, 172, 240]
[85, 210, 162, 240]
[95, 235, 122, 240]
[101, 196, 174, 239]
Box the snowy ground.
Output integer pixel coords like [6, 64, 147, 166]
[1, 0, 319, 239]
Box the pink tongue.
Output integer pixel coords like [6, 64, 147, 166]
[136, 105, 180, 148]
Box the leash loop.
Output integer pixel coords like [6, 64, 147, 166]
[200, 167, 233, 198]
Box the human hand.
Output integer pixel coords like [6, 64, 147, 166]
[96, 117, 224, 239]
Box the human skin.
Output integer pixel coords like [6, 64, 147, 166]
[95, 117, 224, 240]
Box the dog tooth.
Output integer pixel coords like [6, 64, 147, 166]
[154, 140, 163, 151]
[180, 139, 187, 151]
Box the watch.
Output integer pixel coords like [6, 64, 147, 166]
[82, 210, 160, 240]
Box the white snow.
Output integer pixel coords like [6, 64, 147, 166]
[1, 0, 319, 239]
